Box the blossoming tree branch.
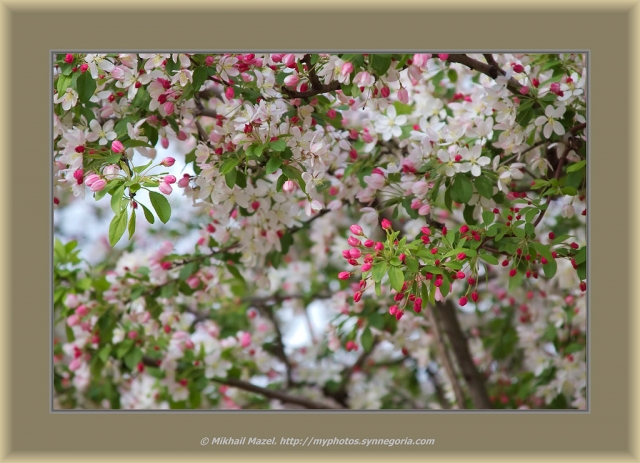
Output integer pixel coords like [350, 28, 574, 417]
[53, 52, 587, 410]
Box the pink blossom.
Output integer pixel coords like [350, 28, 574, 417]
[163, 175, 177, 184]
[158, 182, 173, 195]
[397, 88, 409, 104]
[161, 157, 175, 167]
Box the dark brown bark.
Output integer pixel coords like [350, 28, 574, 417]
[435, 300, 492, 409]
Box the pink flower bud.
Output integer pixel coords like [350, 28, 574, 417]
[396, 311, 404, 321]
[363, 239, 374, 248]
[347, 236, 361, 247]
[205, 56, 215, 66]
[342, 250, 351, 259]
[73, 169, 84, 184]
[161, 157, 175, 167]
[459, 296, 468, 307]
[327, 108, 337, 119]
[284, 74, 299, 88]
[389, 305, 398, 315]
[64, 53, 74, 64]
[338, 272, 351, 280]
[111, 140, 125, 153]
[67, 314, 80, 327]
[65, 294, 79, 308]
[375, 242, 384, 252]
[397, 87, 409, 104]
[158, 182, 172, 195]
[89, 179, 107, 192]
[349, 248, 361, 259]
[350, 224, 364, 236]
[127, 330, 138, 339]
[550, 82, 561, 94]
[341, 62, 354, 75]
[457, 253, 467, 260]
[69, 358, 82, 372]
[240, 332, 251, 348]
[161, 137, 169, 149]
[412, 53, 431, 67]
[75, 305, 89, 317]
[381, 219, 392, 230]
[164, 101, 175, 116]
[225, 86, 235, 99]
[380, 87, 390, 98]
[438, 54, 449, 61]
[418, 204, 431, 216]
[80, 63, 89, 73]
[178, 174, 190, 188]
[361, 263, 372, 272]
[163, 175, 177, 184]
[519, 86, 530, 95]
[512, 63, 524, 73]
[282, 180, 295, 193]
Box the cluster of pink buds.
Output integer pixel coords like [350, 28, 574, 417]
[85, 173, 107, 192]
[345, 341, 358, 352]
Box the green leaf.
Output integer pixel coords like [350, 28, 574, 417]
[140, 203, 155, 224]
[98, 346, 111, 363]
[192, 66, 208, 91]
[388, 266, 404, 292]
[531, 242, 557, 278]
[76, 71, 97, 104]
[282, 165, 306, 192]
[235, 170, 247, 189]
[566, 160, 586, 173]
[479, 251, 499, 265]
[370, 54, 393, 76]
[280, 232, 294, 254]
[124, 347, 143, 370]
[270, 139, 287, 152]
[108, 210, 128, 246]
[265, 156, 283, 175]
[276, 174, 287, 192]
[577, 262, 586, 280]
[56, 74, 72, 97]
[463, 204, 478, 226]
[219, 157, 240, 175]
[452, 174, 473, 204]
[361, 327, 374, 352]
[574, 246, 587, 265]
[225, 169, 237, 188]
[149, 191, 171, 224]
[116, 339, 134, 359]
[482, 210, 495, 226]
[474, 175, 494, 199]
[447, 69, 458, 83]
[509, 269, 524, 291]
[110, 185, 125, 214]
[127, 209, 136, 239]
[372, 262, 388, 282]
[439, 275, 451, 297]
[179, 262, 197, 281]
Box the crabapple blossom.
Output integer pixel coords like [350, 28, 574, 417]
[53, 52, 587, 411]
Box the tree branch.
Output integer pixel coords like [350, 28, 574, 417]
[434, 299, 492, 409]
[213, 378, 342, 409]
[425, 306, 466, 408]
[447, 54, 523, 95]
